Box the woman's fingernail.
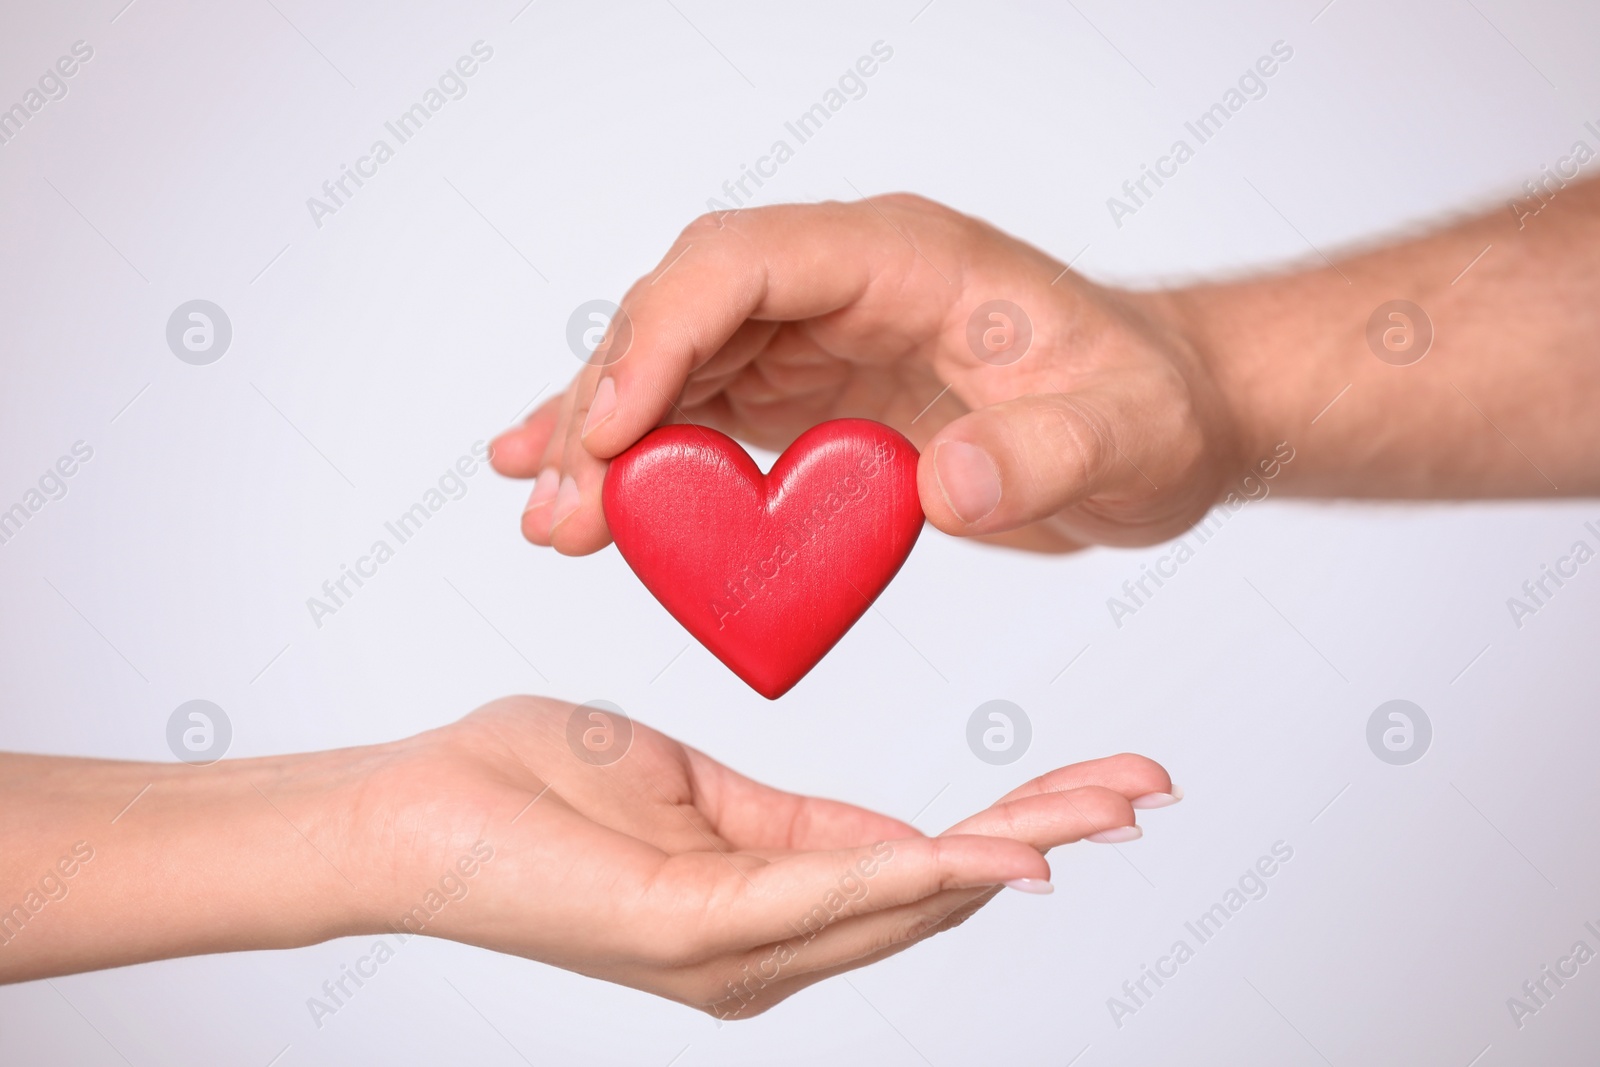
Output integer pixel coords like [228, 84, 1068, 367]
[524, 468, 559, 512]
[933, 441, 1001, 525]
[551, 475, 581, 528]
[1087, 826, 1142, 844]
[1004, 878, 1055, 895]
[581, 377, 617, 438]
[1132, 786, 1184, 810]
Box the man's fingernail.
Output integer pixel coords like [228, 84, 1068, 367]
[582, 377, 617, 438]
[934, 440, 1001, 525]
[524, 468, 559, 512]
[1004, 878, 1054, 895]
[1132, 786, 1184, 810]
[1087, 826, 1142, 844]
[551, 475, 581, 528]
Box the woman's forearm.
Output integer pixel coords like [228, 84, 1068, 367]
[1174, 176, 1600, 498]
[0, 749, 375, 982]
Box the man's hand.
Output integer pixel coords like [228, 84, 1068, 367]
[491, 196, 1244, 554]
[496, 183, 1600, 547]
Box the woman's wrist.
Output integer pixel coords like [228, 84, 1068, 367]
[0, 744, 387, 981]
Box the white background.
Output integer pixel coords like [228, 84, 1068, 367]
[2, 0, 1598, 1064]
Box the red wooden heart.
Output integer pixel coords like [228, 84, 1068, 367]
[603, 419, 924, 699]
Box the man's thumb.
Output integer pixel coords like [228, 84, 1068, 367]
[917, 392, 1120, 536]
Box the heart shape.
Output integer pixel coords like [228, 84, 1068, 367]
[603, 419, 924, 699]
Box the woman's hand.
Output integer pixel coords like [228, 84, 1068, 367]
[1, 696, 1176, 1016]
[491, 195, 1243, 554]
[349, 696, 1176, 1017]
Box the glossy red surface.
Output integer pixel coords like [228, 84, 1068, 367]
[603, 419, 925, 699]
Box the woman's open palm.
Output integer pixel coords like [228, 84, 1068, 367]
[356, 696, 1174, 1017]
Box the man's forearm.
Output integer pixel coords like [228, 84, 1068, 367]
[0, 750, 374, 982]
[1172, 177, 1600, 498]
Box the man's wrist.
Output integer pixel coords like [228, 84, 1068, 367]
[1140, 282, 1300, 475]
